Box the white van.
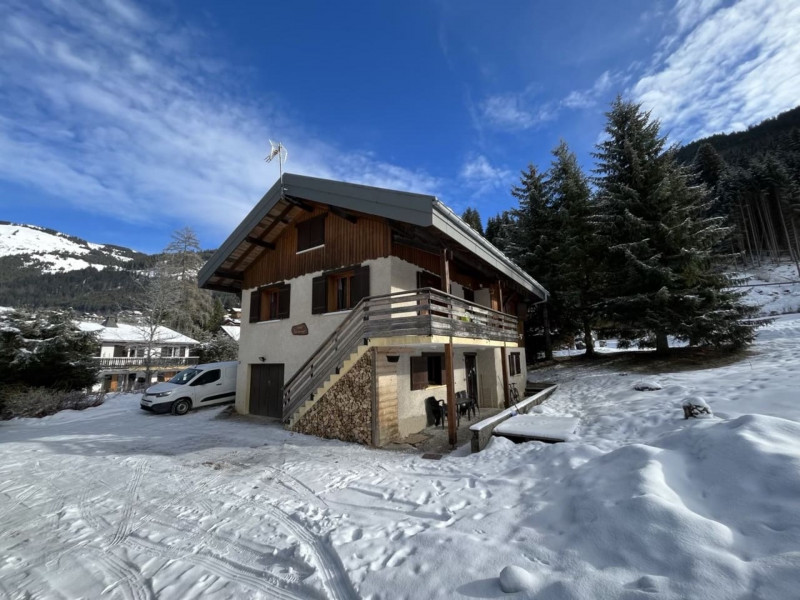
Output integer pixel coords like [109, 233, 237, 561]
[140, 361, 238, 415]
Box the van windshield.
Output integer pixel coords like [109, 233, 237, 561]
[169, 368, 201, 385]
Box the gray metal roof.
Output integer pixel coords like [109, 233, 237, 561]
[198, 173, 548, 300]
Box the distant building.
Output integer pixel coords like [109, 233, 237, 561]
[78, 316, 200, 392]
[220, 325, 240, 342]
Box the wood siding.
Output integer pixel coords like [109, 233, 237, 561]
[394, 242, 491, 298]
[244, 207, 391, 288]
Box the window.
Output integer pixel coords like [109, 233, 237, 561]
[249, 283, 291, 322]
[410, 354, 444, 390]
[161, 346, 174, 357]
[331, 271, 355, 311]
[508, 352, 521, 376]
[312, 265, 370, 314]
[296, 215, 326, 252]
[191, 369, 220, 386]
[463, 287, 475, 302]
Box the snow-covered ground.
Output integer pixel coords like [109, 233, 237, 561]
[739, 262, 800, 316]
[2, 317, 800, 599]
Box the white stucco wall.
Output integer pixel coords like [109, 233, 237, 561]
[237, 256, 393, 414]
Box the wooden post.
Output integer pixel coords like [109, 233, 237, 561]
[501, 346, 510, 408]
[497, 279, 504, 313]
[445, 341, 457, 447]
[441, 248, 451, 293]
[543, 302, 553, 361]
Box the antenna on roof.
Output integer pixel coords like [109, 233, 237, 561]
[265, 140, 288, 196]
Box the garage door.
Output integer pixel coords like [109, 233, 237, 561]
[249, 363, 284, 418]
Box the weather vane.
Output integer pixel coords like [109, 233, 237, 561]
[265, 140, 288, 194]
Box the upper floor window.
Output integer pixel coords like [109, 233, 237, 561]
[312, 265, 370, 314]
[296, 215, 326, 253]
[250, 283, 291, 322]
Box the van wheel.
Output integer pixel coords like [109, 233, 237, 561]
[172, 399, 191, 415]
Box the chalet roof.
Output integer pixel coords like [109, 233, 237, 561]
[198, 173, 548, 300]
[220, 325, 240, 341]
[77, 321, 199, 345]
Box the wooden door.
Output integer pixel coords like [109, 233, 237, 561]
[465, 354, 478, 405]
[249, 364, 284, 419]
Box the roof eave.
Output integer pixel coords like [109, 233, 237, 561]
[431, 201, 549, 300]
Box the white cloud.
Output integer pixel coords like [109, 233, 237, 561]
[562, 71, 615, 109]
[674, 0, 726, 33]
[478, 88, 556, 131]
[479, 71, 618, 132]
[0, 0, 440, 246]
[459, 154, 512, 197]
[633, 0, 800, 142]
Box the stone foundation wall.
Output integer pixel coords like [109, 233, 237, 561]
[291, 352, 373, 445]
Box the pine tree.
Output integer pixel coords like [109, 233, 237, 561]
[461, 208, 484, 235]
[0, 309, 99, 390]
[485, 211, 516, 254]
[545, 141, 601, 355]
[593, 97, 759, 353]
[509, 165, 550, 277]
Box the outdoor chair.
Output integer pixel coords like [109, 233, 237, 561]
[425, 396, 446, 428]
[456, 391, 476, 420]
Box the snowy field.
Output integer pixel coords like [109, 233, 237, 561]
[2, 317, 800, 599]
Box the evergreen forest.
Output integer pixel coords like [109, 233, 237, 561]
[472, 97, 795, 356]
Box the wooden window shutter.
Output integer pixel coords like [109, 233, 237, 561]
[309, 215, 325, 247]
[297, 214, 326, 252]
[297, 221, 309, 252]
[352, 265, 370, 305]
[410, 356, 428, 391]
[311, 275, 327, 314]
[249, 290, 261, 323]
[277, 284, 291, 319]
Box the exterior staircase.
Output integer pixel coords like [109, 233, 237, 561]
[282, 288, 520, 427]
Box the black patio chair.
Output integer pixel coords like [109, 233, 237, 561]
[425, 396, 446, 428]
[455, 391, 476, 420]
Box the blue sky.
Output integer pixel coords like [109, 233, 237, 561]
[1, 0, 798, 254]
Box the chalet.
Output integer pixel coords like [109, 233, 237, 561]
[78, 317, 200, 392]
[198, 174, 548, 446]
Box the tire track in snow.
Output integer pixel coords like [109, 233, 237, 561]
[84, 547, 154, 600]
[124, 535, 316, 600]
[261, 465, 329, 510]
[238, 499, 359, 600]
[109, 459, 148, 547]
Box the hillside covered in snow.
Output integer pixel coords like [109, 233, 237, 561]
[0, 222, 141, 273]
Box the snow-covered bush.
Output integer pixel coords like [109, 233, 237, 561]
[0, 386, 105, 420]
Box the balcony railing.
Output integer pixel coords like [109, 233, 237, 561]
[283, 288, 519, 420]
[93, 356, 200, 369]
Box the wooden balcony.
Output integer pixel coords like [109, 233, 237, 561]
[283, 288, 520, 420]
[93, 356, 200, 369]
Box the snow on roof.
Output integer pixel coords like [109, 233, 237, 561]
[220, 325, 240, 341]
[77, 321, 199, 345]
